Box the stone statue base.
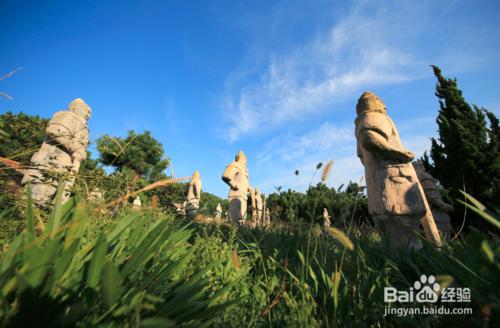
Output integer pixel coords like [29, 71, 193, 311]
[375, 215, 422, 250]
[228, 197, 246, 224]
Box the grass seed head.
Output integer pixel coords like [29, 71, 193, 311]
[321, 160, 334, 182]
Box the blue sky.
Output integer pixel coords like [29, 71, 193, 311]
[2, 0, 500, 197]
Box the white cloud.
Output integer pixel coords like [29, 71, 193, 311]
[220, 0, 497, 142]
[222, 1, 428, 141]
[253, 122, 363, 193]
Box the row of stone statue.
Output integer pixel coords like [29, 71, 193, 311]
[183, 164, 271, 227]
[21, 92, 454, 249]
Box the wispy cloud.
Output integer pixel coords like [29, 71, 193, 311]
[221, 0, 498, 142]
[257, 122, 353, 165]
[253, 122, 362, 192]
[222, 1, 423, 141]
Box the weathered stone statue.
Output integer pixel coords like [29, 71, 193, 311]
[186, 170, 202, 219]
[413, 161, 453, 237]
[22, 98, 91, 208]
[215, 202, 223, 220]
[132, 196, 142, 209]
[151, 195, 160, 209]
[264, 210, 271, 227]
[322, 208, 331, 228]
[247, 186, 258, 227]
[89, 188, 103, 203]
[262, 194, 270, 227]
[222, 150, 249, 224]
[255, 188, 263, 226]
[355, 91, 441, 249]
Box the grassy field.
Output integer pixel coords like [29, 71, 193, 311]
[0, 188, 498, 327]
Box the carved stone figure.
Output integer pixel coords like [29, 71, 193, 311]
[413, 161, 453, 237]
[186, 170, 202, 219]
[265, 210, 271, 226]
[151, 195, 160, 209]
[263, 194, 270, 227]
[247, 186, 258, 227]
[355, 91, 441, 249]
[215, 203, 222, 220]
[89, 188, 103, 203]
[255, 188, 263, 226]
[132, 196, 142, 209]
[222, 150, 249, 224]
[173, 202, 185, 214]
[22, 98, 91, 208]
[322, 208, 331, 228]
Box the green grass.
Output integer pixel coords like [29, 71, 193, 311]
[0, 188, 498, 327]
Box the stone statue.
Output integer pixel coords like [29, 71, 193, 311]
[89, 188, 103, 203]
[255, 188, 263, 226]
[355, 91, 441, 249]
[264, 210, 271, 227]
[215, 202, 222, 220]
[132, 196, 142, 209]
[22, 98, 91, 208]
[247, 186, 258, 227]
[222, 150, 249, 224]
[261, 193, 270, 227]
[151, 195, 160, 209]
[413, 161, 453, 237]
[322, 208, 331, 229]
[186, 170, 202, 219]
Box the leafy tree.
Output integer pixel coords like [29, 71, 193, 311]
[96, 130, 170, 181]
[267, 183, 370, 227]
[199, 191, 227, 216]
[151, 182, 186, 214]
[0, 112, 48, 164]
[423, 66, 500, 228]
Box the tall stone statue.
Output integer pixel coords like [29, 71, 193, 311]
[413, 161, 453, 237]
[222, 150, 249, 224]
[186, 170, 202, 219]
[215, 202, 223, 220]
[22, 98, 91, 208]
[255, 188, 263, 226]
[354, 92, 441, 249]
[322, 208, 331, 229]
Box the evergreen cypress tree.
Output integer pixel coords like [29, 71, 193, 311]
[423, 66, 500, 229]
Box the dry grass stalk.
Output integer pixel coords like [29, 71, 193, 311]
[0, 157, 23, 172]
[327, 227, 354, 251]
[321, 160, 334, 182]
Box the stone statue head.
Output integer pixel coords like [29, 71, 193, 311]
[356, 91, 386, 116]
[69, 98, 92, 120]
[235, 150, 247, 164]
[193, 170, 201, 180]
[255, 188, 261, 196]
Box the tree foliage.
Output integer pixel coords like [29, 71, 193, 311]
[0, 111, 48, 165]
[267, 182, 370, 227]
[423, 66, 500, 228]
[96, 130, 170, 181]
